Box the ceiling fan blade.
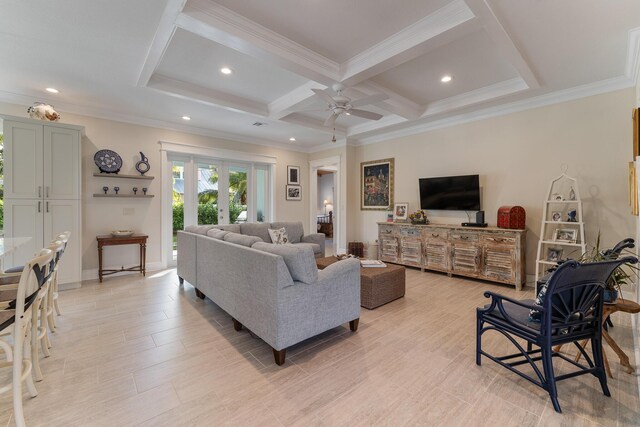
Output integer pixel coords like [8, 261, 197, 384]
[350, 93, 389, 108]
[324, 112, 338, 127]
[348, 109, 383, 121]
[311, 88, 336, 105]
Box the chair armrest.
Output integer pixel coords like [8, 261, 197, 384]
[478, 291, 543, 328]
[301, 233, 325, 255]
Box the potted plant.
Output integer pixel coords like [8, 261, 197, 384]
[578, 233, 638, 303]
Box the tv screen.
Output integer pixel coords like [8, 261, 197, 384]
[419, 175, 480, 211]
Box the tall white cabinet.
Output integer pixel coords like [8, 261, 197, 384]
[1, 115, 82, 285]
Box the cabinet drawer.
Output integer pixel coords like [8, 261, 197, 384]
[400, 227, 421, 237]
[481, 234, 516, 246]
[424, 228, 448, 241]
[450, 232, 478, 242]
[379, 226, 394, 235]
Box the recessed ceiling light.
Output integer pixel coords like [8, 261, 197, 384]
[289, 137, 296, 142]
[345, 112, 351, 116]
[220, 67, 232, 75]
[181, 116, 191, 121]
[440, 75, 453, 83]
[45, 87, 59, 93]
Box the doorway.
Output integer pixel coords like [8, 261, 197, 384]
[309, 156, 341, 256]
[316, 169, 335, 255]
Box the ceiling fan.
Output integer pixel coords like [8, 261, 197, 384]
[301, 83, 389, 128]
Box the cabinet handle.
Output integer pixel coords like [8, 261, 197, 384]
[38, 201, 41, 213]
[461, 236, 469, 240]
[432, 233, 439, 237]
[46, 202, 49, 213]
[46, 186, 49, 198]
[38, 186, 42, 198]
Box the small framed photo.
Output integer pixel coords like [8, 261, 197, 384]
[547, 247, 563, 262]
[551, 193, 563, 201]
[286, 185, 301, 201]
[287, 166, 300, 185]
[553, 228, 577, 243]
[551, 211, 562, 222]
[393, 202, 409, 221]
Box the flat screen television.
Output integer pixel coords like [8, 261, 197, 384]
[419, 174, 480, 211]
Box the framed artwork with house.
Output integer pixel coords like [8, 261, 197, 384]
[361, 158, 394, 210]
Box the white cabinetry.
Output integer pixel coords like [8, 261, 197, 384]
[1, 115, 83, 284]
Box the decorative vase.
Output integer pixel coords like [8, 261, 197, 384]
[135, 152, 150, 175]
[603, 289, 618, 304]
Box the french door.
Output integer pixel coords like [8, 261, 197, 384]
[168, 155, 271, 262]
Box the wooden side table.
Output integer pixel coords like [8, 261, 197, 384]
[96, 234, 148, 283]
[564, 299, 640, 378]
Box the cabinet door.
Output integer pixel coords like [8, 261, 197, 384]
[44, 199, 81, 284]
[482, 246, 516, 284]
[379, 236, 399, 263]
[3, 121, 44, 199]
[400, 237, 422, 266]
[3, 199, 44, 269]
[44, 126, 80, 199]
[424, 240, 449, 271]
[451, 244, 481, 274]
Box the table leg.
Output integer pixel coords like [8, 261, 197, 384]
[98, 244, 103, 283]
[139, 243, 143, 276]
[602, 346, 613, 378]
[602, 329, 634, 374]
[142, 243, 147, 276]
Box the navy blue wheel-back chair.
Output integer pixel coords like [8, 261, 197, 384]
[476, 256, 637, 413]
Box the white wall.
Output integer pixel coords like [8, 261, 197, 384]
[317, 173, 334, 215]
[348, 88, 637, 275]
[0, 101, 310, 277]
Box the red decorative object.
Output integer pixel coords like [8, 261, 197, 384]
[498, 206, 526, 230]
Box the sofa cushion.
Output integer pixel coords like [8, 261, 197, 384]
[212, 224, 241, 233]
[268, 227, 290, 244]
[206, 229, 229, 240]
[252, 242, 318, 284]
[184, 225, 216, 235]
[270, 222, 304, 244]
[224, 232, 263, 247]
[240, 223, 271, 242]
[293, 242, 322, 255]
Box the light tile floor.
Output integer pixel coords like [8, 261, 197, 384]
[0, 268, 638, 426]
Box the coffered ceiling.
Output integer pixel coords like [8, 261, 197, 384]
[0, 0, 639, 152]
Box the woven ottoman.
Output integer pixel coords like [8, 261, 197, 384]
[316, 257, 406, 309]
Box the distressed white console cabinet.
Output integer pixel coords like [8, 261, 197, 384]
[378, 222, 526, 290]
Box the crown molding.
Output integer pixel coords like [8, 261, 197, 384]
[340, 0, 475, 84]
[180, 0, 340, 85]
[267, 81, 326, 120]
[625, 27, 640, 85]
[355, 76, 634, 145]
[0, 90, 312, 153]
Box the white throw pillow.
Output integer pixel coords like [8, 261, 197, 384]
[268, 227, 290, 244]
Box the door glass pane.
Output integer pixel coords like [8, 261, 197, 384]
[197, 163, 219, 225]
[256, 168, 267, 223]
[0, 132, 4, 236]
[171, 161, 184, 260]
[229, 165, 248, 223]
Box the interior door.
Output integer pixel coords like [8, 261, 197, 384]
[45, 199, 80, 284]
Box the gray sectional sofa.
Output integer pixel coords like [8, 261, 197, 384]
[176, 221, 361, 365]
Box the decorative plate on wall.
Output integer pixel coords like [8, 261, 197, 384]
[94, 149, 123, 174]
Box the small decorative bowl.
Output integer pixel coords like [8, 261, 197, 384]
[111, 230, 134, 237]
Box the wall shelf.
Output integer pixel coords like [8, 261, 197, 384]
[93, 173, 154, 180]
[93, 194, 154, 198]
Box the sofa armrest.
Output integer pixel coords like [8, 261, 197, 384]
[301, 233, 325, 255]
[316, 258, 359, 286]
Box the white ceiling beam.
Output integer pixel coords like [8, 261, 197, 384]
[340, 0, 476, 86]
[177, 0, 340, 86]
[465, 0, 539, 89]
[137, 0, 187, 87]
[346, 114, 408, 138]
[148, 74, 268, 116]
[280, 114, 347, 137]
[268, 81, 327, 120]
[350, 81, 422, 120]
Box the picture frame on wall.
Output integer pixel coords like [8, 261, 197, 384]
[287, 165, 300, 185]
[286, 185, 301, 201]
[393, 202, 409, 221]
[361, 158, 394, 210]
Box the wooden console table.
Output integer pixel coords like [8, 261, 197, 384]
[96, 234, 148, 283]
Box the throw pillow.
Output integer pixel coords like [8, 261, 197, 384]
[528, 281, 548, 322]
[268, 227, 290, 244]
